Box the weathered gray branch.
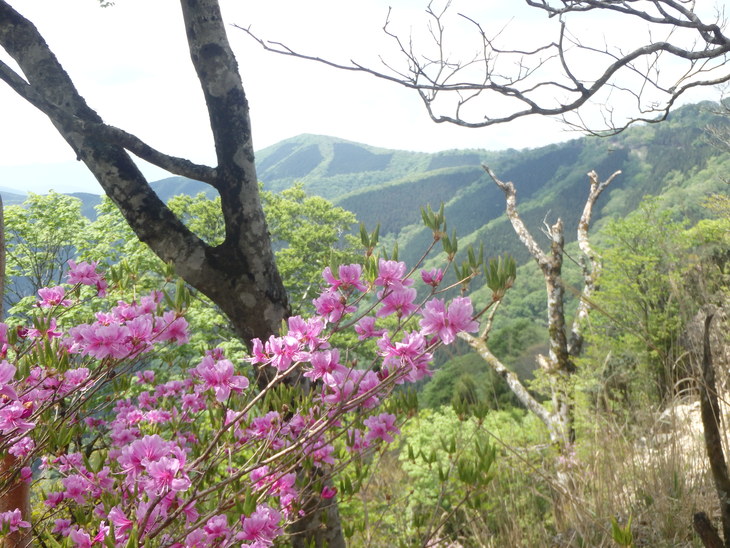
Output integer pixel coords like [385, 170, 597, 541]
[568, 169, 622, 357]
[241, 0, 730, 133]
[461, 169, 617, 448]
[459, 331, 563, 442]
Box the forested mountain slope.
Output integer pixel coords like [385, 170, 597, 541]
[250, 101, 729, 269]
[3, 101, 726, 270]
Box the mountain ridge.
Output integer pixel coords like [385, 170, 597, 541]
[2, 101, 727, 271]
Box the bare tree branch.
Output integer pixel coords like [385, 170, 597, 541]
[459, 168, 617, 448]
[240, 0, 730, 133]
[0, 56, 216, 184]
[567, 169, 622, 357]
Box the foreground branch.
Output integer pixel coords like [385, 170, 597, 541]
[241, 0, 730, 133]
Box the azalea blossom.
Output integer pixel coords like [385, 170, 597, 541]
[67, 260, 107, 296]
[37, 286, 72, 308]
[194, 354, 249, 402]
[420, 267, 444, 287]
[377, 286, 418, 318]
[363, 413, 400, 443]
[322, 264, 367, 292]
[238, 504, 282, 545]
[374, 259, 411, 288]
[419, 297, 479, 345]
[354, 316, 387, 340]
[0, 508, 30, 533]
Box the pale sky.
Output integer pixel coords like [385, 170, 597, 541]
[0, 0, 723, 194]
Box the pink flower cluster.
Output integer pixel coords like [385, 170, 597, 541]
[67, 296, 189, 359]
[0, 257, 480, 546]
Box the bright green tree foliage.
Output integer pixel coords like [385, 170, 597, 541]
[4, 192, 88, 306]
[582, 195, 730, 407]
[4, 187, 359, 357]
[585, 199, 689, 404]
[260, 183, 359, 312]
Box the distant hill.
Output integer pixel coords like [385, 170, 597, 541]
[254, 133, 501, 201]
[0, 189, 30, 207]
[4, 101, 728, 272]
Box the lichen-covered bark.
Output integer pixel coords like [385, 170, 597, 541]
[471, 167, 619, 450]
[0, 2, 344, 545]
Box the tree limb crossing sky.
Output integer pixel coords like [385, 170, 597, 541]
[0, 0, 721, 194]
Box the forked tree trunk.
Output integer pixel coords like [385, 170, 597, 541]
[0, 3, 344, 545]
[461, 168, 620, 452]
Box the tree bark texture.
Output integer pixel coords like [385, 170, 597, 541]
[0, 0, 288, 344]
[463, 168, 618, 450]
[0, 2, 345, 546]
[695, 511, 726, 548]
[698, 313, 730, 547]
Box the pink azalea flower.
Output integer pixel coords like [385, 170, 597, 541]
[68, 526, 92, 548]
[363, 412, 400, 443]
[377, 286, 417, 318]
[67, 260, 106, 296]
[321, 485, 337, 499]
[155, 311, 189, 345]
[118, 435, 172, 477]
[52, 518, 71, 535]
[354, 316, 387, 340]
[355, 370, 382, 409]
[287, 316, 327, 350]
[377, 332, 433, 381]
[203, 514, 231, 541]
[419, 297, 479, 345]
[0, 508, 30, 532]
[322, 264, 367, 292]
[346, 428, 370, 454]
[312, 291, 355, 323]
[238, 504, 282, 545]
[194, 355, 249, 402]
[247, 412, 284, 448]
[60, 368, 90, 395]
[63, 474, 92, 504]
[0, 401, 34, 435]
[20, 467, 31, 482]
[374, 259, 411, 288]
[185, 529, 210, 547]
[264, 334, 308, 371]
[45, 492, 64, 508]
[304, 349, 347, 381]
[0, 360, 18, 400]
[321, 369, 357, 406]
[144, 457, 191, 495]
[420, 267, 444, 287]
[69, 323, 130, 360]
[8, 436, 34, 458]
[137, 370, 155, 384]
[306, 438, 335, 467]
[37, 286, 72, 308]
